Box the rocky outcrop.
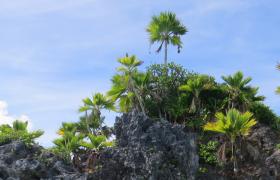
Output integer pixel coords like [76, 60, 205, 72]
[0, 112, 199, 180]
[94, 111, 199, 180]
[0, 141, 85, 179]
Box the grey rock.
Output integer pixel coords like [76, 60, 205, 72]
[95, 111, 199, 180]
[0, 141, 82, 179]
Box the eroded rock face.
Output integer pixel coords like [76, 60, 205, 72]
[0, 141, 85, 179]
[0, 112, 199, 180]
[95, 111, 199, 180]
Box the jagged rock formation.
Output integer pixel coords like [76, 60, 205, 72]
[94, 111, 199, 180]
[0, 141, 85, 179]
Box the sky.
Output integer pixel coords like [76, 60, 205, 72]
[0, 0, 280, 147]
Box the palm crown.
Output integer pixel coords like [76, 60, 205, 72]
[107, 55, 148, 114]
[204, 109, 257, 142]
[222, 71, 264, 111]
[147, 11, 187, 64]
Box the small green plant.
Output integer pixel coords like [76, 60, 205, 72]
[0, 120, 43, 146]
[199, 140, 219, 165]
[276, 144, 280, 149]
[204, 109, 257, 173]
[198, 167, 208, 174]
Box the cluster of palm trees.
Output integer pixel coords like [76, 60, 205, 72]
[52, 93, 115, 171]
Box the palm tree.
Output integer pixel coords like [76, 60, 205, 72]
[54, 122, 84, 162]
[222, 71, 264, 111]
[12, 120, 28, 132]
[107, 55, 148, 115]
[80, 134, 114, 151]
[179, 75, 214, 113]
[79, 93, 114, 135]
[204, 109, 257, 173]
[147, 11, 187, 65]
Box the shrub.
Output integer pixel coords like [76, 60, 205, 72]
[199, 140, 219, 165]
[145, 62, 194, 122]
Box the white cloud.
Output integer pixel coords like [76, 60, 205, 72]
[0, 100, 32, 130]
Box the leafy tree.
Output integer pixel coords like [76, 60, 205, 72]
[145, 63, 192, 122]
[147, 11, 187, 64]
[204, 109, 257, 173]
[107, 55, 149, 115]
[222, 71, 264, 111]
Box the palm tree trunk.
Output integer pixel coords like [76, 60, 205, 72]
[134, 89, 146, 116]
[84, 103, 91, 135]
[231, 140, 238, 173]
[164, 40, 168, 65]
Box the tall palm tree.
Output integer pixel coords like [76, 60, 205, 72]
[204, 109, 257, 173]
[79, 93, 114, 135]
[107, 55, 148, 115]
[222, 71, 264, 111]
[147, 11, 187, 65]
[179, 75, 214, 113]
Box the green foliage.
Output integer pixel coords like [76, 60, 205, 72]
[199, 141, 219, 165]
[0, 120, 43, 146]
[79, 92, 115, 135]
[80, 134, 114, 150]
[53, 92, 115, 163]
[204, 109, 257, 172]
[204, 109, 257, 141]
[222, 71, 264, 111]
[179, 75, 215, 113]
[107, 55, 148, 114]
[146, 11, 187, 64]
[276, 143, 280, 149]
[145, 63, 192, 122]
[250, 102, 280, 129]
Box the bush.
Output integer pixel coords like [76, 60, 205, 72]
[199, 140, 219, 165]
[145, 63, 194, 122]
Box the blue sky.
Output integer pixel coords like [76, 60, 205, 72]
[0, 0, 280, 147]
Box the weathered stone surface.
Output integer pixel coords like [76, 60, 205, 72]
[94, 111, 199, 180]
[0, 141, 85, 179]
